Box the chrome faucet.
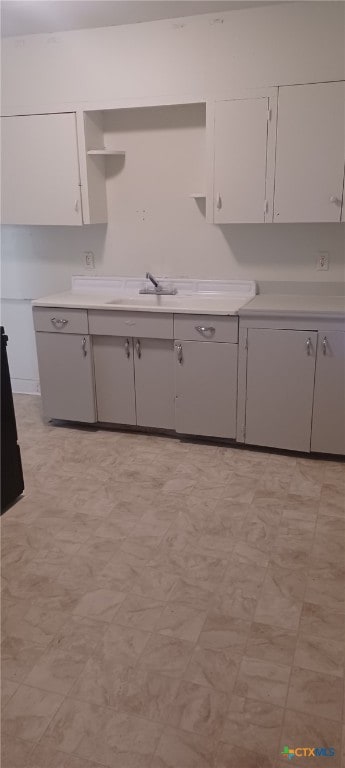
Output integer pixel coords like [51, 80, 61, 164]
[139, 272, 177, 295]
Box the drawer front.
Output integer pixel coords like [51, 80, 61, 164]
[33, 307, 88, 334]
[174, 314, 238, 343]
[89, 311, 173, 339]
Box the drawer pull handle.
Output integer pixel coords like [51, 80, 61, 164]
[195, 325, 215, 336]
[51, 317, 68, 328]
[306, 337, 312, 356]
[82, 337, 87, 357]
[124, 339, 130, 358]
[176, 344, 183, 364]
[322, 336, 328, 355]
[135, 339, 141, 359]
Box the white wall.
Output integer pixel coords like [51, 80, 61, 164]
[1, 2, 345, 392]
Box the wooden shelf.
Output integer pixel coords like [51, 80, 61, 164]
[189, 193, 206, 199]
[87, 149, 125, 156]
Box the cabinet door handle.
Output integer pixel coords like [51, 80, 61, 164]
[216, 193, 222, 211]
[135, 339, 141, 359]
[51, 317, 68, 329]
[329, 196, 341, 206]
[306, 337, 312, 356]
[124, 339, 130, 358]
[176, 344, 183, 364]
[195, 325, 215, 337]
[322, 336, 328, 355]
[82, 337, 87, 357]
[74, 199, 79, 212]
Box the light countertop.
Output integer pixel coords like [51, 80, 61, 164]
[32, 291, 251, 315]
[239, 294, 345, 318]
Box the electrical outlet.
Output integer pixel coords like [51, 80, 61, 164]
[316, 252, 329, 271]
[84, 251, 95, 270]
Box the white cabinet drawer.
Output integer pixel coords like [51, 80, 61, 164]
[174, 314, 238, 343]
[89, 311, 173, 339]
[33, 307, 88, 334]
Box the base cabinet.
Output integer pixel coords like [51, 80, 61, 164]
[244, 329, 317, 452]
[93, 336, 136, 425]
[175, 340, 238, 438]
[35, 332, 96, 422]
[134, 339, 175, 430]
[311, 331, 345, 455]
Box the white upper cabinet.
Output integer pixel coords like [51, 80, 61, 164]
[274, 81, 345, 222]
[210, 96, 274, 224]
[1, 113, 83, 226]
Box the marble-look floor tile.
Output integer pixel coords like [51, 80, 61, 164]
[254, 564, 305, 630]
[246, 622, 297, 666]
[42, 697, 162, 767]
[115, 593, 164, 631]
[319, 483, 345, 518]
[3, 684, 64, 742]
[4, 396, 345, 768]
[151, 726, 215, 768]
[23, 616, 106, 695]
[280, 709, 342, 768]
[138, 634, 193, 678]
[1, 636, 44, 683]
[234, 656, 290, 707]
[168, 578, 214, 611]
[1, 678, 19, 707]
[71, 623, 151, 707]
[222, 695, 284, 758]
[294, 633, 344, 678]
[286, 666, 343, 721]
[184, 646, 241, 694]
[109, 668, 180, 724]
[215, 743, 273, 768]
[305, 563, 345, 613]
[73, 587, 125, 622]
[26, 745, 103, 767]
[170, 680, 229, 740]
[156, 602, 207, 642]
[131, 567, 178, 601]
[299, 602, 345, 642]
[1, 736, 34, 768]
[199, 596, 251, 652]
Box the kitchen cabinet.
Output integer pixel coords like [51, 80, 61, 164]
[244, 329, 317, 452]
[175, 340, 238, 438]
[274, 81, 345, 222]
[311, 331, 345, 455]
[134, 338, 175, 430]
[93, 336, 136, 425]
[1, 113, 83, 226]
[211, 97, 272, 223]
[35, 332, 96, 422]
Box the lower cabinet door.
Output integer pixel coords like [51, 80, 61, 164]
[245, 329, 317, 452]
[35, 332, 96, 422]
[311, 331, 345, 455]
[134, 338, 175, 430]
[93, 336, 136, 425]
[175, 341, 238, 438]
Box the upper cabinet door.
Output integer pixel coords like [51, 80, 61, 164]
[213, 98, 270, 223]
[1, 113, 82, 225]
[274, 82, 345, 223]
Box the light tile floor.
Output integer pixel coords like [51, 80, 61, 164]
[1, 394, 345, 768]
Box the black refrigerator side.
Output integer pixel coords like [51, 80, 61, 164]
[1, 327, 24, 512]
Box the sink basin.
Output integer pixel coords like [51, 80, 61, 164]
[106, 295, 180, 307]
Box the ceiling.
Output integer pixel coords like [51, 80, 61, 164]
[1, 0, 276, 38]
